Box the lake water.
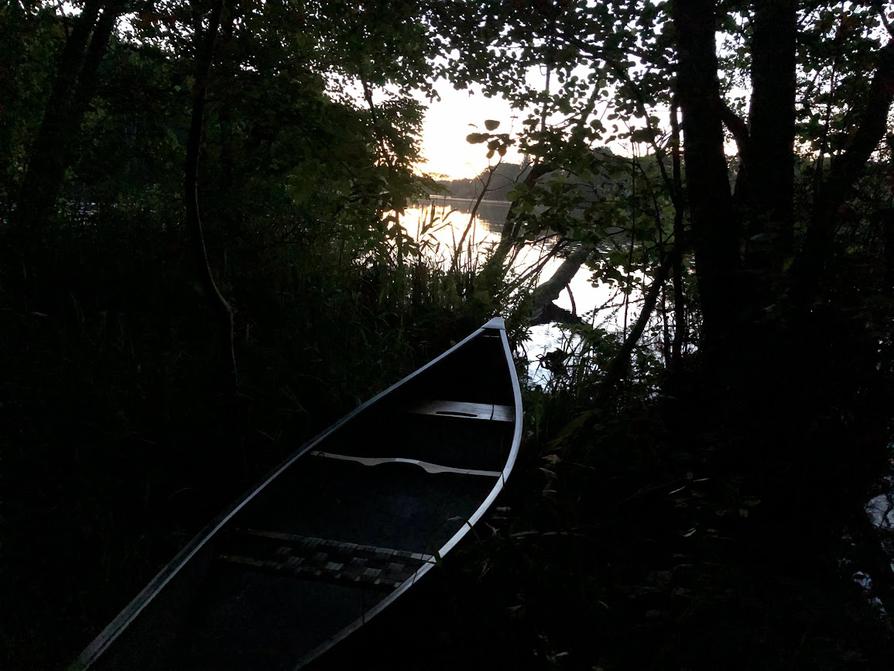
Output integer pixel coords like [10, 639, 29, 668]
[400, 197, 647, 384]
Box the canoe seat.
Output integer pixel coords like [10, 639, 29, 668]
[217, 528, 435, 590]
[407, 400, 513, 422]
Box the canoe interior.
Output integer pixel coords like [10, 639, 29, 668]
[81, 327, 519, 671]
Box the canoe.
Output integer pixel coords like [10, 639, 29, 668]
[73, 317, 522, 670]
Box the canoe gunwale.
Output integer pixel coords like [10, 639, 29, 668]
[72, 317, 522, 671]
[294, 321, 522, 667]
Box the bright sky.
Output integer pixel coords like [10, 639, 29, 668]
[415, 73, 647, 181]
[416, 64, 748, 180]
[416, 82, 526, 180]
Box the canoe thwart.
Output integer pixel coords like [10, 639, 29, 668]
[218, 528, 435, 589]
[310, 451, 502, 478]
[407, 400, 513, 423]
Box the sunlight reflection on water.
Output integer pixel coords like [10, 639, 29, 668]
[401, 198, 646, 386]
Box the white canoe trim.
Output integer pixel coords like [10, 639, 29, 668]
[310, 450, 503, 478]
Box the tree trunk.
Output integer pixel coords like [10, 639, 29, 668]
[12, 0, 120, 271]
[185, 0, 237, 385]
[669, 100, 686, 370]
[671, 0, 741, 348]
[529, 244, 592, 325]
[217, 0, 236, 229]
[745, 0, 796, 266]
[884, 208, 894, 291]
[480, 162, 553, 288]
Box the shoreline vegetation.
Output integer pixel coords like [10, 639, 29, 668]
[3, 2, 894, 670]
[433, 163, 525, 202]
[426, 194, 513, 205]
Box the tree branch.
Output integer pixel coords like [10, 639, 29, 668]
[552, 252, 674, 458]
[721, 102, 750, 158]
[794, 39, 894, 300]
[530, 244, 593, 324]
[480, 161, 553, 286]
[453, 161, 499, 274]
[671, 0, 741, 346]
[877, 2, 894, 39]
[599, 252, 673, 396]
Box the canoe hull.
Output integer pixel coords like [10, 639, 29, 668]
[74, 318, 522, 670]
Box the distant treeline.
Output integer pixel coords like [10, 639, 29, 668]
[435, 162, 527, 201]
[434, 148, 634, 202]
